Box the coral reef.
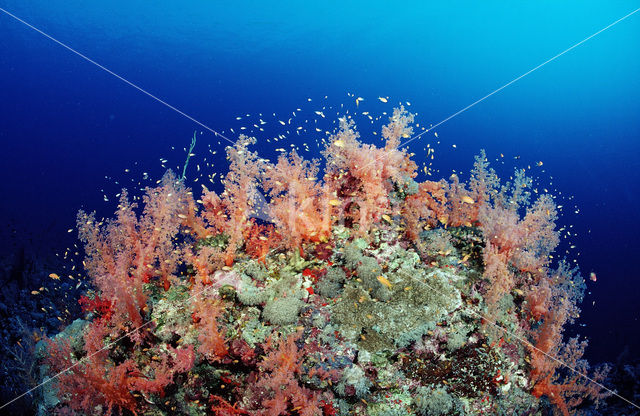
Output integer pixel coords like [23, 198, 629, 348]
[36, 108, 611, 415]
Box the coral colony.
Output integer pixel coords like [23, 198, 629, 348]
[40, 107, 610, 415]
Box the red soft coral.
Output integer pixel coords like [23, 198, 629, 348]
[46, 322, 139, 415]
[128, 345, 195, 397]
[527, 263, 610, 415]
[46, 322, 195, 415]
[243, 220, 282, 264]
[529, 309, 610, 415]
[210, 395, 248, 415]
[79, 294, 113, 323]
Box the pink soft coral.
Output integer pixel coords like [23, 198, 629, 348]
[246, 332, 322, 416]
[193, 296, 229, 363]
[479, 190, 559, 334]
[76, 171, 190, 340]
[200, 135, 265, 266]
[263, 150, 331, 254]
[400, 179, 448, 241]
[322, 107, 417, 237]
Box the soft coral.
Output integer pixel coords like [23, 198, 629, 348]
[45, 322, 140, 415]
[529, 315, 611, 415]
[46, 322, 195, 415]
[262, 150, 331, 254]
[527, 264, 610, 415]
[243, 220, 281, 264]
[200, 135, 265, 266]
[76, 170, 190, 341]
[245, 332, 322, 416]
[322, 107, 417, 237]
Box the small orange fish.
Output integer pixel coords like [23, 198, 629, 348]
[377, 275, 392, 289]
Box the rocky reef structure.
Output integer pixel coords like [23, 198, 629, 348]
[38, 107, 611, 415]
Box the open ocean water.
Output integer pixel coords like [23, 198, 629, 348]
[1, 1, 639, 415]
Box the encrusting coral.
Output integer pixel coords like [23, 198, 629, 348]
[39, 107, 610, 416]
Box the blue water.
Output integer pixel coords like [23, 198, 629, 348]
[1, 0, 639, 370]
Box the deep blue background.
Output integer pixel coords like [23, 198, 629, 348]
[1, 0, 639, 365]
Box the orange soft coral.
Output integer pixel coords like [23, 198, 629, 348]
[243, 220, 282, 264]
[529, 309, 610, 415]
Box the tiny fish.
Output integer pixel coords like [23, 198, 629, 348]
[378, 97, 388, 103]
[461, 196, 475, 204]
[377, 275, 392, 289]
